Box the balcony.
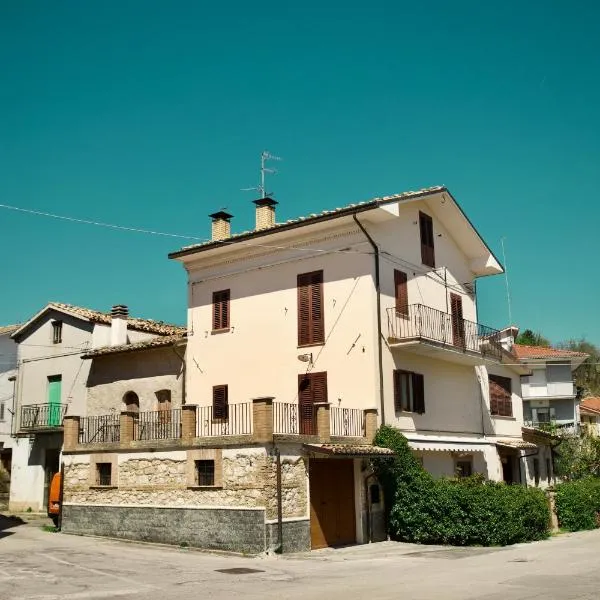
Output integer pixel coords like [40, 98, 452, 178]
[386, 304, 503, 364]
[524, 420, 580, 437]
[20, 403, 67, 432]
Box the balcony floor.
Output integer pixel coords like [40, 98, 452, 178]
[388, 337, 500, 366]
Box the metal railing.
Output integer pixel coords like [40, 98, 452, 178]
[20, 404, 67, 430]
[387, 304, 503, 361]
[524, 420, 581, 436]
[330, 407, 365, 437]
[196, 403, 252, 437]
[79, 414, 120, 444]
[273, 402, 317, 435]
[133, 409, 182, 441]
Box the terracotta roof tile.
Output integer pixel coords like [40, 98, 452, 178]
[303, 444, 395, 456]
[580, 397, 600, 416]
[0, 324, 20, 336]
[82, 334, 186, 358]
[513, 344, 588, 360]
[496, 439, 538, 450]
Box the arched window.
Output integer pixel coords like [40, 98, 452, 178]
[123, 391, 139, 413]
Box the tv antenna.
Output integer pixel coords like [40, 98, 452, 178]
[241, 150, 282, 198]
[500, 237, 513, 326]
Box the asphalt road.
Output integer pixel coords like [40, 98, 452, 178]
[1, 515, 599, 600]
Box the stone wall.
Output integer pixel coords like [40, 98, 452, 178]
[265, 519, 311, 553]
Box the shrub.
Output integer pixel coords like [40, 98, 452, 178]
[372, 426, 550, 546]
[554, 478, 600, 531]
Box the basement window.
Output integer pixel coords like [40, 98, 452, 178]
[96, 463, 112, 486]
[52, 321, 62, 344]
[195, 460, 215, 486]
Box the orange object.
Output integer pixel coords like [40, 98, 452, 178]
[48, 472, 62, 525]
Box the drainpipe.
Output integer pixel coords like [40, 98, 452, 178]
[274, 445, 283, 553]
[353, 214, 385, 425]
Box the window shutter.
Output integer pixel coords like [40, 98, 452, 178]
[450, 293, 465, 348]
[212, 290, 230, 330]
[311, 371, 328, 404]
[489, 375, 512, 417]
[393, 370, 402, 412]
[298, 274, 311, 345]
[394, 270, 408, 316]
[310, 272, 324, 344]
[298, 271, 324, 345]
[412, 373, 425, 414]
[213, 385, 229, 419]
[298, 374, 315, 434]
[419, 211, 435, 267]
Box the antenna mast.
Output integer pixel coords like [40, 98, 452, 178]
[242, 150, 282, 198]
[500, 237, 513, 326]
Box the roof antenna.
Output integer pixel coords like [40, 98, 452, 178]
[500, 237, 513, 329]
[241, 150, 282, 198]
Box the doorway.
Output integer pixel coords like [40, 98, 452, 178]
[309, 459, 356, 549]
[43, 449, 60, 510]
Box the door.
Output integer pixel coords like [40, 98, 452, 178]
[450, 294, 465, 349]
[43, 449, 60, 510]
[47, 375, 62, 426]
[309, 459, 356, 549]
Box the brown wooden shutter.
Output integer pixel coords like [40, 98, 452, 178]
[213, 385, 229, 419]
[419, 211, 435, 267]
[394, 270, 408, 316]
[298, 374, 315, 434]
[297, 271, 324, 345]
[311, 371, 328, 404]
[412, 373, 425, 414]
[489, 375, 512, 417]
[212, 290, 230, 330]
[450, 293, 465, 348]
[393, 370, 402, 412]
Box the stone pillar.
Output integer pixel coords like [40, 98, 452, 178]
[182, 404, 197, 440]
[547, 490, 560, 532]
[120, 411, 135, 445]
[364, 408, 378, 443]
[315, 402, 331, 443]
[253, 397, 274, 443]
[63, 416, 80, 451]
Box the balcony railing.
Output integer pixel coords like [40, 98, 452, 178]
[20, 404, 67, 430]
[524, 420, 580, 436]
[387, 304, 503, 361]
[196, 403, 252, 437]
[133, 409, 182, 441]
[330, 407, 365, 437]
[273, 402, 317, 435]
[79, 414, 120, 444]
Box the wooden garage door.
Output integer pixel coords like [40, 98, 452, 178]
[309, 459, 356, 549]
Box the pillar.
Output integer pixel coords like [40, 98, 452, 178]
[253, 397, 274, 443]
[315, 402, 331, 442]
[364, 408, 378, 443]
[120, 411, 135, 445]
[63, 416, 80, 451]
[182, 404, 197, 440]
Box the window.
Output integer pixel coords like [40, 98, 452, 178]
[96, 463, 112, 486]
[455, 459, 473, 478]
[546, 457, 552, 485]
[195, 460, 215, 486]
[298, 371, 327, 434]
[297, 270, 324, 346]
[212, 289, 230, 330]
[213, 385, 229, 419]
[0, 402, 4, 421]
[533, 458, 540, 486]
[394, 270, 408, 316]
[489, 375, 513, 417]
[51, 321, 62, 344]
[123, 391, 139, 413]
[393, 370, 425, 414]
[419, 211, 435, 267]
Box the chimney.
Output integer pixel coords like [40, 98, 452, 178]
[110, 305, 129, 346]
[209, 211, 233, 241]
[253, 197, 278, 230]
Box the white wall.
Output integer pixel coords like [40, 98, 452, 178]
[0, 331, 18, 443]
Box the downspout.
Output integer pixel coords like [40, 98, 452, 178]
[353, 214, 385, 425]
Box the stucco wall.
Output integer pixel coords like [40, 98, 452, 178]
[85, 346, 184, 415]
[0, 331, 17, 441]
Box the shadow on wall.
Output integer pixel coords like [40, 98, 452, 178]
[86, 347, 184, 387]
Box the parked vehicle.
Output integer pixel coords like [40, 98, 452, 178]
[48, 472, 61, 526]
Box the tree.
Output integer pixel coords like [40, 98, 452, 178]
[558, 339, 600, 398]
[554, 432, 600, 481]
[516, 329, 551, 347]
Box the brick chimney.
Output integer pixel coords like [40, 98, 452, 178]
[110, 305, 128, 346]
[253, 197, 278, 230]
[209, 211, 233, 241]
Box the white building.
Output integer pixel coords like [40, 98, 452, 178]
[9, 303, 184, 512]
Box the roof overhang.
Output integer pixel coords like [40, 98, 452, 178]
[11, 303, 91, 342]
[496, 439, 537, 451]
[406, 436, 490, 454]
[302, 444, 395, 457]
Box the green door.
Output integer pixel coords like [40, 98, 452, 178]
[47, 376, 62, 426]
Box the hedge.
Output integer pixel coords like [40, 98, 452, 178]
[554, 478, 600, 531]
[372, 426, 550, 546]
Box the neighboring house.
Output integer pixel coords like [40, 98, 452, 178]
[61, 185, 547, 554]
[9, 303, 183, 512]
[579, 397, 600, 436]
[515, 344, 589, 433]
[0, 324, 19, 508]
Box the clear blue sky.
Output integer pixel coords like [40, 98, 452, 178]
[1, 1, 599, 344]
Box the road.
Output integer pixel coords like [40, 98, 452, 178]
[1, 515, 599, 600]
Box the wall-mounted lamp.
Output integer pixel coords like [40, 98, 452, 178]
[297, 353, 313, 364]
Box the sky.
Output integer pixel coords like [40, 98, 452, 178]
[1, 1, 599, 345]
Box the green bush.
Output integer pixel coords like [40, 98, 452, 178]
[372, 426, 550, 546]
[555, 478, 600, 531]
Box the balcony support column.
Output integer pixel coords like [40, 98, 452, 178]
[63, 416, 80, 451]
[253, 397, 274, 443]
[315, 402, 331, 443]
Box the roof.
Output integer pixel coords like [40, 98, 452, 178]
[580, 397, 600, 416]
[168, 186, 503, 275]
[11, 302, 185, 341]
[82, 334, 186, 359]
[0, 324, 20, 336]
[496, 439, 538, 450]
[303, 444, 395, 457]
[513, 344, 589, 360]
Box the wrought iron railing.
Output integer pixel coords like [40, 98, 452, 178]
[79, 414, 120, 444]
[196, 403, 252, 437]
[273, 402, 317, 435]
[20, 404, 67, 430]
[525, 420, 581, 436]
[387, 304, 503, 361]
[330, 407, 365, 437]
[133, 409, 182, 441]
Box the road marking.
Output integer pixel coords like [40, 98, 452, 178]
[11, 589, 140, 600]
